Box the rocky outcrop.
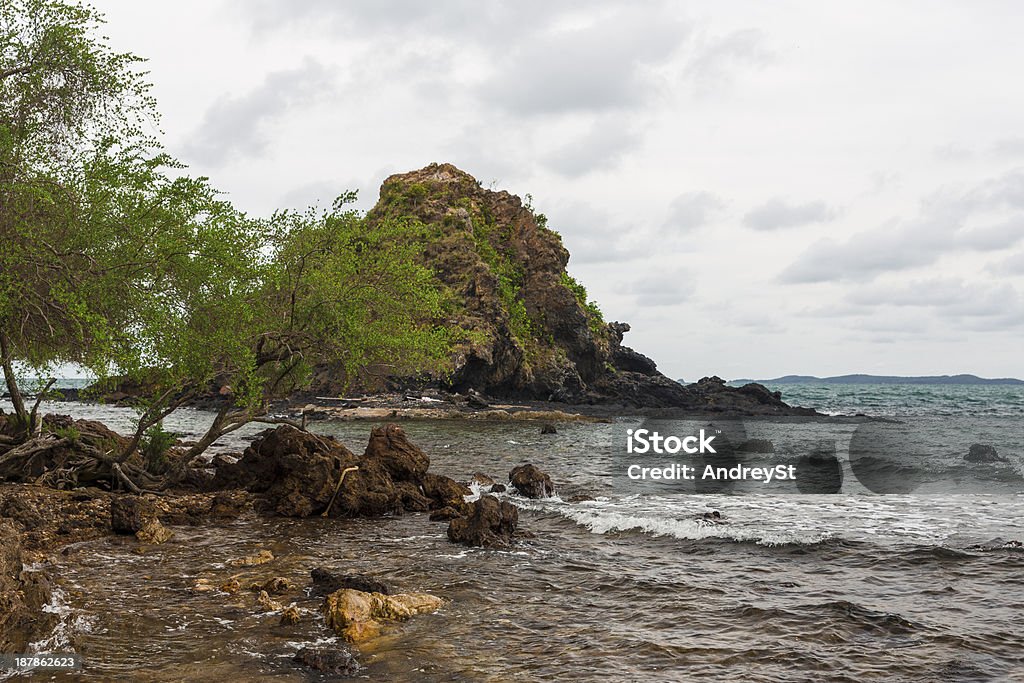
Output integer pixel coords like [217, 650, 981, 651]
[323, 588, 444, 642]
[0, 520, 53, 651]
[446, 495, 519, 549]
[213, 423, 469, 518]
[294, 647, 360, 677]
[508, 464, 555, 499]
[305, 163, 816, 414]
[965, 444, 1006, 464]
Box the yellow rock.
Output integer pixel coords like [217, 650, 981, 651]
[323, 588, 444, 642]
[136, 519, 173, 544]
[279, 605, 301, 625]
[256, 589, 283, 612]
[228, 549, 274, 567]
[220, 579, 241, 594]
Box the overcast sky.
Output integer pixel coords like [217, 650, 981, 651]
[92, 0, 1024, 380]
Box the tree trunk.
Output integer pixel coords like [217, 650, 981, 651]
[0, 329, 28, 428]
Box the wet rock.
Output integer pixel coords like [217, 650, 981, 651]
[193, 578, 215, 592]
[294, 646, 359, 676]
[446, 495, 518, 549]
[394, 481, 432, 512]
[966, 444, 1006, 463]
[466, 389, 491, 410]
[490, 483, 507, 493]
[363, 423, 429, 482]
[219, 579, 241, 594]
[257, 590, 283, 612]
[470, 472, 495, 487]
[422, 473, 472, 509]
[0, 496, 45, 530]
[428, 506, 464, 522]
[135, 519, 173, 545]
[540, 423, 558, 435]
[279, 605, 301, 626]
[311, 569, 393, 597]
[738, 438, 776, 453]
[0, 520, 54, 651]
[323, 588, 444, 642]
[228, 549, 275, 567]
[110, 495, 156, 534]
[213, 425, 357, 517]
[260, 577, 295, 595]
[208, 490, 249, 518]
[509, 464, 555, 499]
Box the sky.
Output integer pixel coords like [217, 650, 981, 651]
[89, 0, 1024, 381]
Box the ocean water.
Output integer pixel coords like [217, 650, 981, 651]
[3, 385, 1024, 681]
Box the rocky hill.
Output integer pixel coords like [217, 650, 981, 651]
[325, 163, 813, 415]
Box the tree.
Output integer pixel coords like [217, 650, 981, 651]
[0, 0, 162, 431]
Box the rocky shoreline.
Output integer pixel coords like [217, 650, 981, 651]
[0, 418, 560, 675]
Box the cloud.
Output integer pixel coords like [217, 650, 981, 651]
[845, 278, 1024, 330]
[547, 203, 650, 265]
[664, 191, 724, 231]
[742, 198, 836, 231]
[624, 273, 696, 306]
[781, 170, 1024, 283]
[685, 29, 772, 95]
[991, 250, 1024, 275]
[477, 10, 688, 116]
[991, 137, 1024, 159]
[543, 118, 641, 177]
[183, 59, 334, 166]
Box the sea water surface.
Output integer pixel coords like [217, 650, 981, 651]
[4, 383, 1024, 682]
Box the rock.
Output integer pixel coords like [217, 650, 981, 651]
[470, 472, 495, 487]
[110, 495, 155, 534]
[966, 444, 1006, 463]
[509, 464, 555, 498]
[219, 579, 241, 594]
[208, 490, 249, 518]
[567, 494, 595, 503]
[490, 483, 507, 493]
[0, 497, 45, 530]
[260, 577, 295, 595]
[294, 646, 359, 676]
[0, 520, 54, 651]
[193, 578, 214, 592]
[466, 389, 491, 409]
[311, 569, 394, 597]
[540, 423, 557, 435]
[257, 590, 283, 612]
[738, 438, 775, 453]
[363, 423, 429, 482]
[428, 506, 463, 522]
[279, 605, 301, 626]
[135, 519, 173, 545]
[228, 549, 275, 567]
[421, 473, 472, 509]
[446, 495, 518, 549]
[213, 426, 358, 517]
[323, 588, 444, 642]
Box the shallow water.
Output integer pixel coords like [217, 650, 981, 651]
[4, 394, 1024, 681]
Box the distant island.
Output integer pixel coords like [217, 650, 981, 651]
[729, 374, 1024, 386]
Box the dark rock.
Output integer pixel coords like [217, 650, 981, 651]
[421, 473, 471, 509]
[466, 389, 491, 409]
[0, 520, 54, 651]
[394, 481, 431, 512]
[428, 506, 464, 522]
[509, 464, 555, 498]
[470, 472, 495, 487]
[208, 490, 249, 518]
[363, 423, 430, 482]
[110, 496, 155, 534]
[490, 483, 507, 493]
[294, 646, 359, 677]
[738, 438, 775, 453]
[966, 444, 1007, 463]
[447, 495, 518, 549]
[311, 569, 393, 597]
[0, 497, 45, 531]
[540, 423, 557, 435]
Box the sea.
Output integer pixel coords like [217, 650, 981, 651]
[3, 382, 1023, 681]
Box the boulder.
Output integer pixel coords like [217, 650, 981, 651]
[323, 588, 443, 642]
[279, 606, 301, 626]
[228, 549, 275, 567]
[509, 464, 555, 498]
[446, 495, 518, 549]
[421, 473, 471, 509]
[110, 495, 156, 534]
[491, 483, 507, 493]
[294, 646, 359, 676]
[470, 472, 496, 487]
[135, 519, 173, 545]
[0, 520, 53, 651]
[311, 569, 394, 597]
[428, 506, 463, 522]
[363, 423, 429, 482]
[966, 444, 1007, 463]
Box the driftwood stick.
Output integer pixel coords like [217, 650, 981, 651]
[322, 466, 359, 518]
